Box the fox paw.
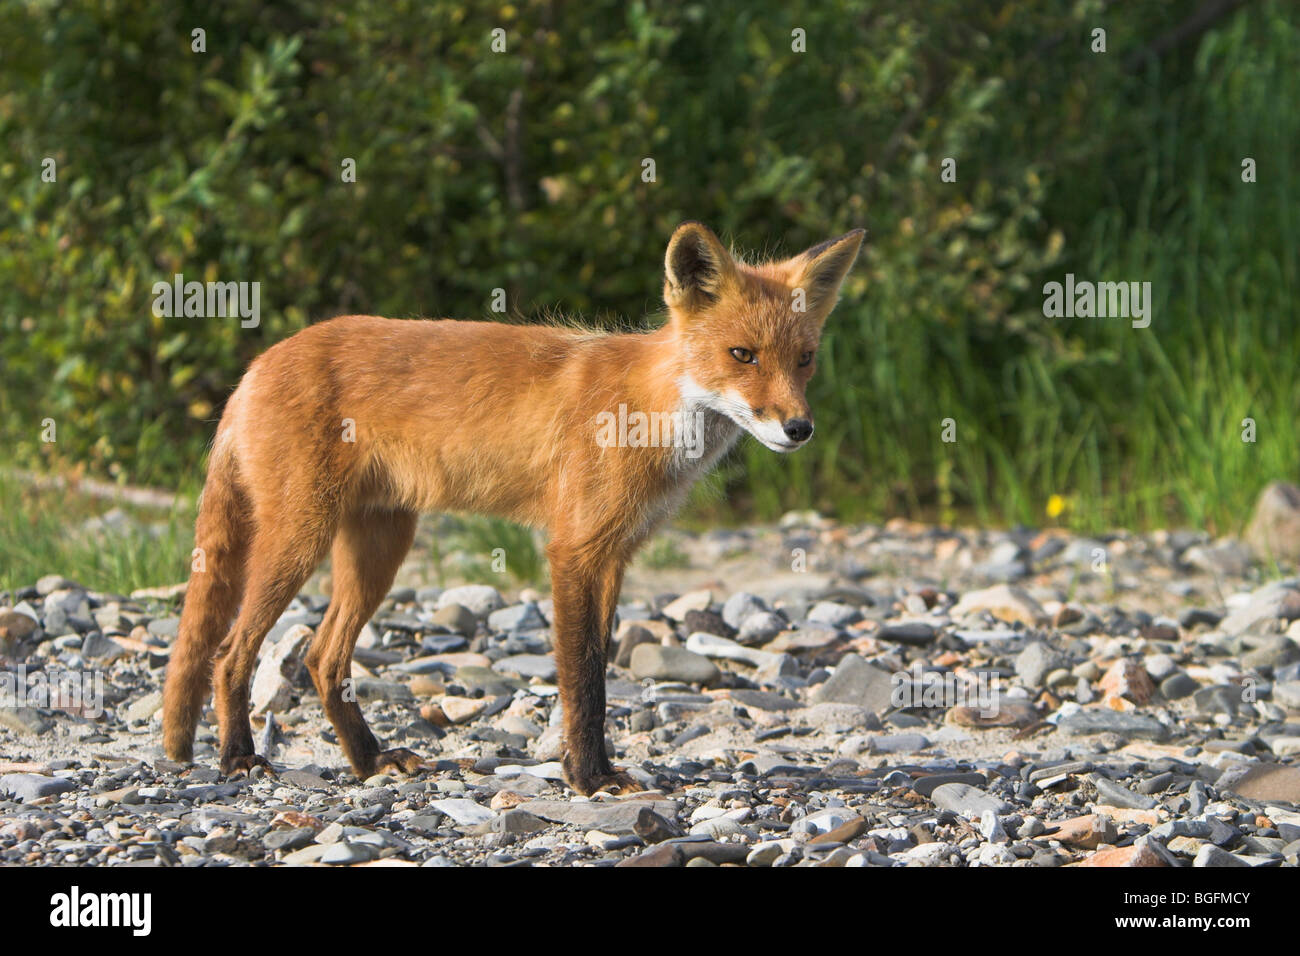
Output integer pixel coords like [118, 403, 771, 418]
[220, 752, 273, 777]
[369, 748, 431, 776]
[570, 768, 645, 797]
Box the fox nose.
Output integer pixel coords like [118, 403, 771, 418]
[783, 418, 813, 443]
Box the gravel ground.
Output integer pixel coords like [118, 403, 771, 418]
[2, 514, 1300, 867]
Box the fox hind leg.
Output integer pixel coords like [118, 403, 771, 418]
[306, 507, 424, 778]
[212, 517, 333, 775]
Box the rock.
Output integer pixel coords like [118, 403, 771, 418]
[487, 810, 548, 835]
[430, 603, 478, 635]
[1244, 481, 1300, 562]
[729, 689, 800, 712]
[868, 733, 930, 754]
[320, 841, 380, 865]
[807, 601, 861, 627]
[1219, 583, 1300, 636]
[737, 611, 787, 645]
[1222, 764, 1300, 803]
[438, 697, 488, 724]
[875, 622, 937, 645]
[898, 842, 957, 866]
[0, 708, 52, 736]
[251, 624, 313, 715]
[947, 700, 1039, 729]
[930, 783, 1011, 818]
[522, 799, 678, 834]
[1193, 844, 1250, 867]
[684, 631, 782, 669]
[428, 798, 495, 827]
[1194, 684, 1242, 716]
[980, 810, 1008, 843]
[1092, 775, 1158, 810]
[36, 574, 77, 595]
[1057, 709, 1167, 741]
[790, 807, 863, 839]
[1242, 635, 1300, 672]
[492, 654, 556, 681]
[1016, 642, 1067, 689]
[950, 585, 1045, 627]
[614, 623, 657, 667]
[1051, 814, 1118, 849]
[682, 609, 733, 638]
[661, 590, 713, 622]
[629, 644, 719, 685]
[452, 666, 524, 697]
[722, 592, 767, 630]
[911, 773, 987, 797]
[0, 610, 38, 652]
[812, 654, 895, 713]
[0, 773, 75, 802]
[1160, 672, 1199, 700]
[1183, 541, 1253, 577]
[617, 843, 684, 867]
[1072, 840, 1167, 867]
[802, 702, 881, 731]
[1098, 658, 1156, 705]
[124, 690, 164, 724]
[633, 807, 683, 843]
[487, 602, 545, 632]
[435, 585, 504, 618]
[1273, 681, 1300, 710]
[763, 625, 840, 653]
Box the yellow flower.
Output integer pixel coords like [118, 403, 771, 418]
[1046, 494, 1067, 519]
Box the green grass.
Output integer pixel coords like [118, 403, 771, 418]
[715, 10, 1298, 536]
[0, 470, 195, 595]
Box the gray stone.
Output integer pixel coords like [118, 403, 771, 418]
[492, 654, 556, 681]
[1016, 641, 1066, 689]
[487, 602, 545, 632]
[431, 603, 478, 635]
[1220, 583, 1300, 636]
[629, 644, 719, 685]
[522, 799, 677, 834]
[1057, 709, 1168, 740]
[812, 654, 895, 713]
[1193, 844, 1250, 867]
[875, 622, 937, 645]
[1160, 672, 1199, 700]
[807, 601, 860, 627]
[435, 585, 505, 618]
[930, 783, 1012, 818]
[427, 798, 495, 827]
[722, 592, 768, 630]
[1092, 775, 1158, 810]
[737, 611, 787, 645]
[1244, 481, 1300, 563]
[0, 773, 76, 802]
[0, 707, 52, 736]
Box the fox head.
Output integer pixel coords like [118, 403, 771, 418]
[663, 221, 864, 452]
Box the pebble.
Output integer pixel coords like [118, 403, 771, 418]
[4, 509, 1300, 869]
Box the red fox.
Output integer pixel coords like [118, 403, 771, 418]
[162, 222, 863, 795]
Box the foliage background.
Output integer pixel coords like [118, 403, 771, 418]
[1, 0, 1296, 535]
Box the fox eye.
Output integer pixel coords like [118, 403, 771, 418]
[729, 347, 756, 364]
[798, 351, 814, 367]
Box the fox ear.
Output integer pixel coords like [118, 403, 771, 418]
[792, 228, 865, 313]
[664, 221, 735, 309]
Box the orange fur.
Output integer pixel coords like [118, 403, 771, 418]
[162, 222, 863, 793]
